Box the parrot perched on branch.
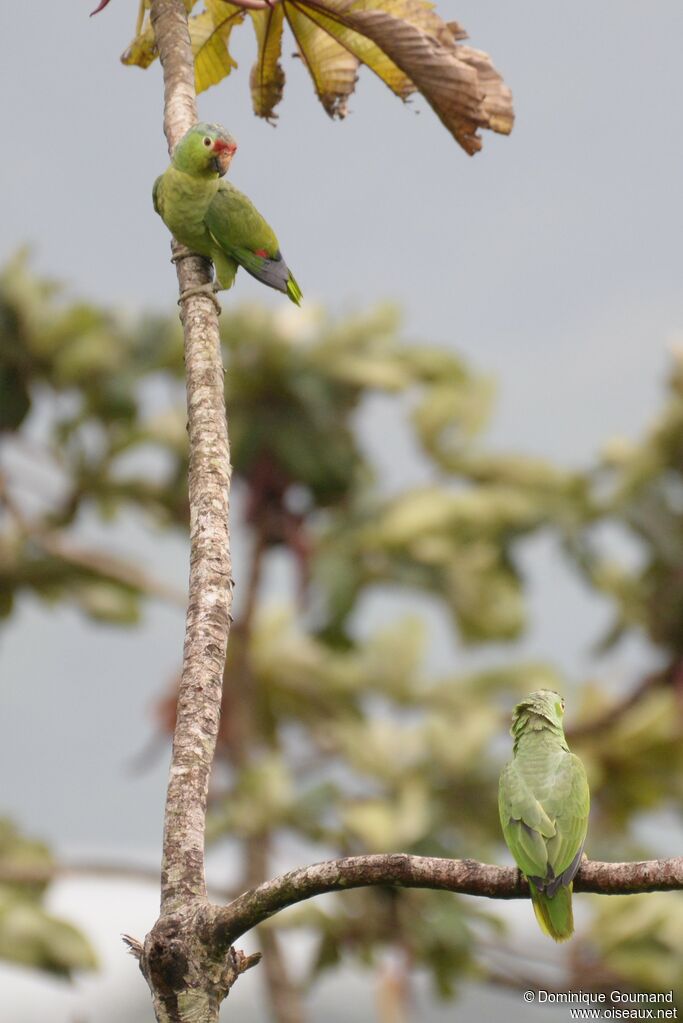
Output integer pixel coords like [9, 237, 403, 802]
[498, 690, 589, 941]
[153, 122, 302, 306]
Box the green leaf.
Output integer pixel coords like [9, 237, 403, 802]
[412, 378, 495, 464]
[0, 364, 30, 431]
[0, 819, 53, 901]
[0, 820, 97, 977]
[592, 893, 683, 1000]
[0, 896, 97, 977]
[342, 779, 432, 851]
[70, 580, 141, 625]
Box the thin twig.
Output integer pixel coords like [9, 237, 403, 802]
[0, 471, 185, 605]
[37, 532, 186, 606]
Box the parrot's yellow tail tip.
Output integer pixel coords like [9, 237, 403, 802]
[287, 275, 303, 306]
[530, 884, 574, 942]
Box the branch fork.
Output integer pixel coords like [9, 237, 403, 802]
[135, 2, 683, 1020]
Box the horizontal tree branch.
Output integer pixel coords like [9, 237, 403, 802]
[212, 854, 683, 946]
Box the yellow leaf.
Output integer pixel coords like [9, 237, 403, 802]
[249, 6, 286, 121]
[291, 2, 412, 101]
[120, 16, 157, 69]
[190, 0, 245, 95]
[120, 2, 199, 69]
[285, 2, 359, 117]
[120, 0, 513, 154]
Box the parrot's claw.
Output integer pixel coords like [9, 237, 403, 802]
[178, 283, 222, 316]
[170, 246, 197, 267]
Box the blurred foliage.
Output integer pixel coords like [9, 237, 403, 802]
[586, 893, 683, 994]
[0, 820, 97, 977]
[115, 0, 513, 154]
[2, 253, 683, 1007]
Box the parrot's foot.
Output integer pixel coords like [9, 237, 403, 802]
[170, 246, 197, 267]
[178, 283, 222, 316]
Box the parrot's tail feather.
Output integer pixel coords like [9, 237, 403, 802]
[235, 248, 302, 304]
[530, 883, 574, 942]
[286, 274, 303, 306]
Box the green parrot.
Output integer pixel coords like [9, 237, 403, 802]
[498, 689, 589, 941]
[153, 122, 302, 306]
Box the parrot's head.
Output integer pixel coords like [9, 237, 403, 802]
[172, 122, 238, 178]
[511, 689, 565, 738]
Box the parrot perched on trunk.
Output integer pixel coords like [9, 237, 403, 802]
[153, 122, 302, 306]
[498, 690, 589, 942]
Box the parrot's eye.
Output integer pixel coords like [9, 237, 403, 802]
[203, 137, 212, 147]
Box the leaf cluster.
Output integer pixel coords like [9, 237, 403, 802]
[120, 0, 513, 152]
[4, 256, 683, 1000]
[0, 819, 97, 977]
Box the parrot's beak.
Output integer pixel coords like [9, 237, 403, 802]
[212, 138, 237, 177]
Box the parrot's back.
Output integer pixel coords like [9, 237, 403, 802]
[498, 696, 589, 942]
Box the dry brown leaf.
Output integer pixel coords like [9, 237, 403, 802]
[249, 6, 287, 121]
[290, 0, 412, 104]
[286, 2, 359, 117]
[321, 0, 514, 153]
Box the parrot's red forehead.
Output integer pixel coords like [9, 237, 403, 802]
[213, 137, 237, 156]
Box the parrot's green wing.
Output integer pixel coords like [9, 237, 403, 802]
[499, 750, 589, 942]
[499, 761, 555, 880]
[206, 181, 279, 258]
[499, 751, 588, 883]
[152, 175, 163, 216]
[543, 753, 590, 885]
[205, 182, 302, 305]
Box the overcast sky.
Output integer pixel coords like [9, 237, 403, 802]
[2, 2, 682, 1019]
[5, 2, 683, 462]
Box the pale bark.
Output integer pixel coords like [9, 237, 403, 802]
[211, 854, 683, 947]
[150, 0, 234, 916]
